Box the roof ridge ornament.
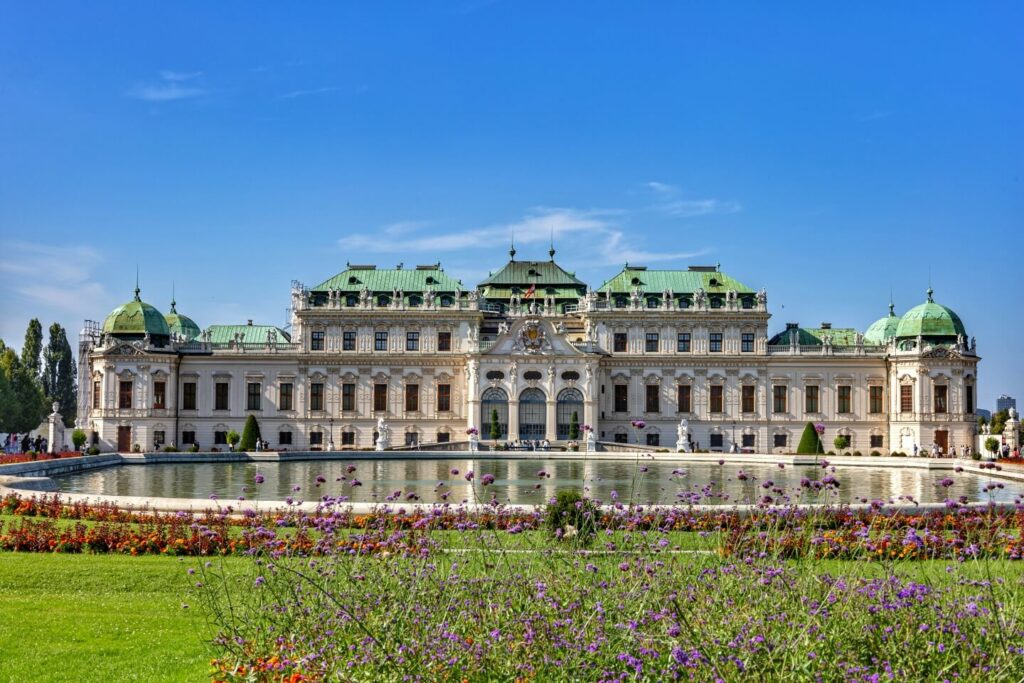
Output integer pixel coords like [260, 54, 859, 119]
[134, 265, 141, 301]
[927, 286, 934, 303]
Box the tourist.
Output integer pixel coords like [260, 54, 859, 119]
[21, 434, 30, 452]
[912, 443, 919, 457]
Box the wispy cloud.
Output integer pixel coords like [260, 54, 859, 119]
[126, 70, 206, 102]
[338, 207, 707, 266]
[0, 242, 108, 312]
[645, 181, 741, 217]
[279, 86, 340, 100]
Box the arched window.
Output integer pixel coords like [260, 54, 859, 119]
[556, 388, 584, 440]
[481, 387, 509, 439]
[518, 388, 546, 440]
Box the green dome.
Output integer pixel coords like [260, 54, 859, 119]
[894, 288, 966, 340]
[164, 299, 200, 341]
[102, 287, 170, 338]
[863, 302, 900, 344]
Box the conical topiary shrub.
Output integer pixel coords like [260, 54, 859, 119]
[489, 408, 502, 442]
[796, 422, 823, 454]
[568, 411, 580, 440]
[239, 414, 262, 451]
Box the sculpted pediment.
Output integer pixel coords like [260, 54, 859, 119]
[483, 318, 585, 357]
[109, 342, 145, 357]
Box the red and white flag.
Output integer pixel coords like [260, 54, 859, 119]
[523, 283, 536, 299]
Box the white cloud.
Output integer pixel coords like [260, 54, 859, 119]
[279, 86, 340, 100]
[645, 181, 741, 217]
[159, 70, 203, 82]
[126, 71, 207, 102]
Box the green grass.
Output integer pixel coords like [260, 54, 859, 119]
[0, 553, 220, 683]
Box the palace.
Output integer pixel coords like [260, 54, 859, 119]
[76, 249, 979, 455]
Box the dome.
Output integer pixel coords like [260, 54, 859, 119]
[863, 302, 900, 344]
[894, 288, 966, 340]
[102, 287, 170, 338]
[164, 298, 200, 341]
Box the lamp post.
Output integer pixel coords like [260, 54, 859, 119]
[328, 417, 334, 452]
[732, 420, 737, 454]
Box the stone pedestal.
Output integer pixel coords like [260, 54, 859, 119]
[46, 402, 64, 454]
[468, 436, 479, 452]
[584, 431, 596, 453]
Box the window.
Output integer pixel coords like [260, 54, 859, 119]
[966, 385, 974, 414]
[742, 385, 755, 413]
[900, 385, 913, 413]
[373, 383, 387, 412]
[436, 432, 450, 444]
[614, 433, 628, 443]
[709, 385, 723, 413]
[214, 431, 227, 445]
[374, 331, 388, 351]
[342, 383, 355, 411]
[405, 432, 419, 446]
[341, 432, 355, 445]
[741, 333, 755, 353]
[92, 381, 101, 409]
[215, 382, 229, 411]
[773, 385, 787, 414]
[437, 331, 452, 351]
[153, 381, 166, 409]
[934, 385, 948, 414]
[742, 434, 755, 448]
[614, 385, 628, 413]
[837, 385, 852, 414]
[310, 382, 324, 411]
[118, 381, 133, 409]
[342, 331, 356, 351]
[183, 382, 197, 410]
[645, 385, 660, 413]
[677, 385, 692, 413]
[710, 434, 724, 448]
[309, 431, 323, 446]
[773, 434, 787, 448]
[710, 297, 722, 309]
[646, 433, 660, 446]
[280, 383, 293, 411]
[405, 384, 419, 411]
[279, 431, 293, 445]
[437, 384, 451, 412]
[181, 431, 195, 445]
[709, 333, 723, 353]
[805, 386, 819, 414]
[645, 333, 659, 352]
[613, 333, 627, 353]
[870, 434, 884, 448]
[677, 333, 691, 352]
[247, 382, 262, 411]
[311, 330, 325, 351]
[153, 430, 165, 446]
[869, 386, 883, 414]
[647, 298, 659, 309]
[406, 332, 420, 351]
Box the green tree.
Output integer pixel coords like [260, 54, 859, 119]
[226, 430, 241, 450]
[568, 411, 580, 440]
[489, 408, 502, 442]
[239, 415, 262, 451]
[42, 323, 77, 426]
[984, 437, 1000, 458]
[71, 428, 87, 450]
[0, 345, 48, 433]
[796, 422, 823, 454]
[21, 319, 43, 379]
[989, 410, 1009, 436]
[833, 435, 850, 453]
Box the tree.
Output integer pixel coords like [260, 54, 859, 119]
[796, 422, 823, 454]
[226, 430, 241, 450]
[71, 428, 87, 450]
[833, 435, 850, 453]
[239, 415, 262, 451]
[0, 345, 48, 433]
[568, 411, 580, 440]
[42, 323, 77, 426]
[21, 319, 43, 379]
[489, 408, 502, 442]
[989, 410, 1010, 436]
[984, 437, 1000, 459]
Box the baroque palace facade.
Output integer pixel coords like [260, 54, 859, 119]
[76, 249, 980, 455]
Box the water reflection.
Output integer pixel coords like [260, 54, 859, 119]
[50, 459, 1023, 506]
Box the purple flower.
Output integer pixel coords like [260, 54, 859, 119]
[814, 423, 825, 435]
[481, 473, 495, 486]
[254, 473, 265, 485]
[465, 471, 475, 482]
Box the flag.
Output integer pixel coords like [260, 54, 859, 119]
[523, 283, 536, 299]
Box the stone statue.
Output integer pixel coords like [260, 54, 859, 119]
[425, 289, 436, 307]
[509, 360, 518, 391]
[584, 319, 596, 343]
[375, 417, 391, 451]
[555, 321, 566, 335]
[585, 364, 594, 389]
[498, 321, 510, 335]
[1010, 407, 1018, 421]
[547, 364, 555, 393]
[676, 418, 691, 453]
[694, 288, 707, 309]
[756, 289, 767, 306]
[585, 428, 596, 453]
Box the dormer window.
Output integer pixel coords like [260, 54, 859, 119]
[348, 276, 358, 285]
[528, 268, 538, 276]
[646, 298, 659, 309]
[408, 295, 422, 307]
[709, 277, 719, 287]
[345, 295, 358, 307]
[440, 296, 453, 307]
[425, 276, 436, 285]
[631, 277, 641, 286]
[377, 295, 390, 307]
[615, 297, 627, 309]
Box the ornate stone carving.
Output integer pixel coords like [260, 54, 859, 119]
[512, 319, 552, 355]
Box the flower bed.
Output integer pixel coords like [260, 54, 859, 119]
[0, 451, 84, 466]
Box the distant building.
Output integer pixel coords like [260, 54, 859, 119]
[996, 395, 1016, 413]
[976, 409, 991, 421]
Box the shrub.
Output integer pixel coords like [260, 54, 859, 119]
[833, 435, 850, 452]
[892, 452, 906, 457]
[983, 437, 1000, 458]
[71, 429, 87, 450]
[796, 422, 823, 454]
[870, 450, 881, 457]
[489, 408, 502, 441]
[568, 411, 580, 440]
[827, 451, 836, 455]
[545, 490, 596, 545]
[852, 450, 862, 457]
[131, 443, 141, 453]
[239, 415, 261, 451]
[162, 445, 178, 453]
[86, 446, 100, 456]
[226, 431, 241, 450]
[189, 444, 200, 453]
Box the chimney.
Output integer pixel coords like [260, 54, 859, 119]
[247, 319, 253, 326]
[821, 322, 832, 330]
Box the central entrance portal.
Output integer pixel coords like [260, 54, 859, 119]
[518, 388, 546, 440]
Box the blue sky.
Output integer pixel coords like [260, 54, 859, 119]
[1, 2, 1021, 409]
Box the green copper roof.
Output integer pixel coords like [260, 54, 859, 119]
[894, 289, 966, 339]
[312, 265, 463, 293]
[164, 299, 201, 341]
[478, 259, 587, 288]
[102, 288, 170, 337]
[205, 324, 292, 345]
[598, 266, 756, 294]
[768, 326, 861, 346]
[863, 303, 900, 344]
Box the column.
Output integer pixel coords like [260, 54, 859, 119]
[508, 400, 520, 441]
[545, 399, 557, 441]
